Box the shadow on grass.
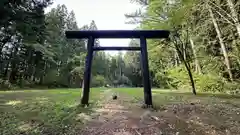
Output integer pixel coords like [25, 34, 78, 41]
[166, 92, 240, 99]
[0, 90, 101, 135]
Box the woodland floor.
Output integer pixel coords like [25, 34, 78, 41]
[0, 88, 240, 135]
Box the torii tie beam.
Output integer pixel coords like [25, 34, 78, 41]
[65, 30, 170, 106]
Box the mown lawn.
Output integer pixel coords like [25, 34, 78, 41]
[1, 88, 240, 135]
[0, 88, 104, 135]
[115, 88, 240, 106]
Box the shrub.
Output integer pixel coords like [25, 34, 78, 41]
[0, 79, 13, 90]
[17, 79, 33, 88]
[166, 66, 227, 93]
[195, 74, 225, 92]
[117, 75, 131, 86]
[91, 75, 106, 87]
[43, 69, 63, 88]
[153, 71, 170, 88]
[225, 82, 240, 95]
[167, 66, 191, 90]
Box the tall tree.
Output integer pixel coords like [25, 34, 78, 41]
[208, 4, 233, 81]
[226, 0, 240, 37]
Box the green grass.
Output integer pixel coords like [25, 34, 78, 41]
[0, 88, 104, 135]
[114, 88, 240, 107]
[114, 88, 240, 134]
[1, 88, 240, 135]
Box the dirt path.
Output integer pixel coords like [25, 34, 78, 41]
[80, 89, 163, 135]
[78, 90, 239, 135]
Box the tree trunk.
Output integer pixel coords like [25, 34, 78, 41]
[40, 61, 47, 85]
[4, 60, 11, 80]
[31, 55, 36, 82]
[0, 36, 12, 77]
[183, 42, 186, 60]
[9, 62, 18, 83]
[174, 50, 178, 67]
[31, 66, 36, 82]
[9, 40, 22, 84]
[25, 49, 33, 80]
[208, 6, 233, 81]
[3, 46, 15, 80]
[227, 0, 240, 37]
[175, 45, 197, 95]
[190, 38, 202, 74]
[174, 49, 181, 66]
[184, 61, 197, 95]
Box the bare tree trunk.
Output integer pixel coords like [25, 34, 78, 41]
[174, 50, 178, 67]
[40, 61, 46, 85]
[4, 60, 11, 80]
[209, 6, 233, 81]
[183, 42, 186, 60]
[174, 44, 197, 95]
[227, 0, 240, 37]
[190, 38, 202, 74]
[172, 32, 197, 95]
[31, 66, 36, 81]
[184, 60, 197, 95]
[175, 49, 181, 65]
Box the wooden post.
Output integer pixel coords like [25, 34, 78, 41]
[140, 36, 153, 106]
[65, 30, 170, 107]
[81, 36, 94, 105]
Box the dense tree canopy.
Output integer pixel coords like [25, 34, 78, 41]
[125, 0, 240, 93]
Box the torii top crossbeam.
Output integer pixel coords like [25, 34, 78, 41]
[65, 29, 170, 107]
[65, 30, 170, 39]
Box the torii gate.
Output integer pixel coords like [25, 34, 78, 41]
[65, 30, 170, 106]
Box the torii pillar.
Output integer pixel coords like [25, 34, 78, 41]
[65, 30, 170, 106]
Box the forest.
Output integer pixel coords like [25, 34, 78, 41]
[0, 0, 240, 94]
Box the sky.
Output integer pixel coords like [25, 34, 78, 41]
[46, 0, 139, 55]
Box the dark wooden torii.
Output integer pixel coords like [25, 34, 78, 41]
[65, 30, 170, 106]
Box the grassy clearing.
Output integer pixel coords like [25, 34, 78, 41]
[114, 88, 240, 105]
[0, 88, 104, 135]
[115, 88, 240, 134]
[1, 88, 240, 135]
